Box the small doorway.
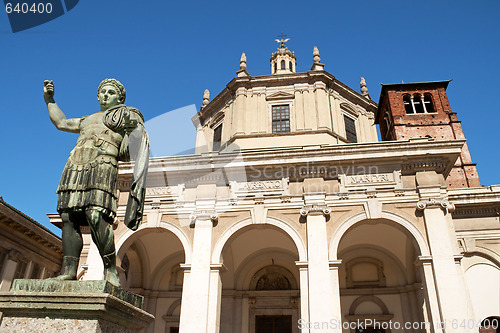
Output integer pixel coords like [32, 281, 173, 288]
[255, 315, 292, 333]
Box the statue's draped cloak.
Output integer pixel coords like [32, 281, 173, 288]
[57, 105, 149, 230]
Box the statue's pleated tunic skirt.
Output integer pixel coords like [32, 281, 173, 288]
[57, 154, 118, 223]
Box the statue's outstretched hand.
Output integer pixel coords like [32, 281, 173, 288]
[44, 80, 54, 102]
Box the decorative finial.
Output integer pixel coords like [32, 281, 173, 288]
[240, 53, 247, 70]
[313, 46, 321, 64]
[237, 52, 250, 77]
[275, 33, 290, 48]
[310, 46, 324, 71]
[360, 77, 371, 100]
[201, 89, 210, 110]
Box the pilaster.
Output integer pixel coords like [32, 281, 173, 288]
[0, 250, 19, 291]
[235, 87, 247, 135]
[207, 263, 225, 333]
[416, 171, 475, 332]
[329, 259, 343, 331]
[416, 256, 443, 333]
[296, 261, 310, 333]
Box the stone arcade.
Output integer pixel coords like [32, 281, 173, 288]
[46, 40, 499, 333]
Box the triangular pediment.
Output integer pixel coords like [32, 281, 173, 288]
[266, 91, 295, 101]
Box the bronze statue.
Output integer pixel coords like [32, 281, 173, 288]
[43, 79, 149, 286]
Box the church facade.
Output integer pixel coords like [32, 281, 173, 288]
[55, 41, 500, 333]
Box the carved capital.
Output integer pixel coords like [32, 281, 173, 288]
[189, 211, 218, 224]
[8, 250, 21, 261]
[416, 198, 455, 213]
[300, 205, 331, 216]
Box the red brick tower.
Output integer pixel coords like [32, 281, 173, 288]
[377, 80, 480, 188]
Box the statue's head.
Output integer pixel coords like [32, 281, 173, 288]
[97, 78, 126, 109]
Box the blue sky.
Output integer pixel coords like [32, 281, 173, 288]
[1, 0, 499, 235]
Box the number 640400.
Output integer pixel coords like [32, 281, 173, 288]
[5, 2, 53, 14]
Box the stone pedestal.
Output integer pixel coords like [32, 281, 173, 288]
[0, 279, 154, 333]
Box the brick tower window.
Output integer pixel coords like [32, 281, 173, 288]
[424, 94, 436, 113]
[403, 95, 413, 114]
[413, 94, 425, 113]
[404, 93, 436, 114]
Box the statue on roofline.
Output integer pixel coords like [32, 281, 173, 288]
[43, 78, 149, 286]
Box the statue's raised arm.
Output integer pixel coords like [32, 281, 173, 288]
[43, 80, 81, 133]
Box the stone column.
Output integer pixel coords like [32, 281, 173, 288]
[329, 260, 343, 332]
[408, 289, 423, 326]
[0, 250, 19, 291]
[24, 261, 33, 279]
[301, 179, 340, 332]
[241, 295, 250, 333]
[410, 96, 417, 114]
[145, 290, 159, 333]
[40, 266, 47, 279]
[207, 264, 224, 333]
[296, 261, 310, 333]
[417, 256, 444, 333]
[416, 171, 475, 332]
[179, 212, 218, 333]
[400, 290, 415, 333]
[301, 205, 339, 332]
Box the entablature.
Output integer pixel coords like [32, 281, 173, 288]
[119, 139, 464, 212]
[449, 185, 500, 218]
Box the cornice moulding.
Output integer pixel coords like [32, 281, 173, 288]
[119, 140, 464, 185]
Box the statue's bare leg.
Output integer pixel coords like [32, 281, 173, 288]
[54, 212, 83, 280]
[85, 207, 120, 286]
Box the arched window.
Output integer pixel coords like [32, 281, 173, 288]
[404, 92, 437, 114]
[424, 94, 435, 113]
[280, 60, 285, 70]
[413, 94, 425, 113]
[403, 95, 413, 114]
[289, 61, 293, 71]
[274, 62, 277, 73]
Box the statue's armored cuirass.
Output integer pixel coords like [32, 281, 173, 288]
[69, 112, 123, 165]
